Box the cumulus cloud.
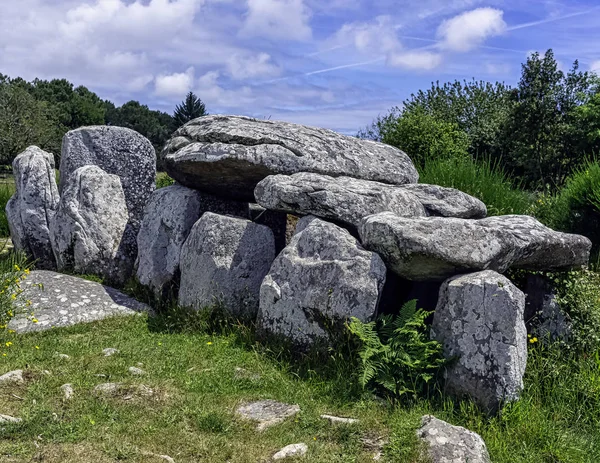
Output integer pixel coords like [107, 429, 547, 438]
[437, 7, 507, 52]
[155, 67, 196, 97]
[388, 50, 442, 70]
[227, 53, 281, 80]
[334, 16, 401, 55]
[241, 0, 312, 41]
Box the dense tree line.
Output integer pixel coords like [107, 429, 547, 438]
[361, 50, 600, 190]
[0, 74, 207, 166]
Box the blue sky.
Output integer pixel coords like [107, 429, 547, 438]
[1, 0, 599, 134]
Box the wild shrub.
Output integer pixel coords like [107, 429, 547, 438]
[348, 300, 447, 403]
[0, 251, 31, 338]
[0, 181, 15, 237]
[155, 172, 175, 189]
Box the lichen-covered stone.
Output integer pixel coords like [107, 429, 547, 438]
[50, 166, 131, 284]
[179, 213, 275, 319]
[136, 185, 248, 296]
[257, 216, 386, 346]
[399, 183, 487, 219]
[431, 271, 527, 412]
[163, 115, 419, 200]
[417, 415, 491, 463]
[255, 173, 426, 229]
[359, 213, 591, 281]
[235, 399, 300, 431]
[6, 146, 59, 269]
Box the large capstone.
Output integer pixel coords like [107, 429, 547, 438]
[255, 173, 426, 229]
[6, 146, 59, 269]
[50, 166, 131, 284]
[136, 185, 248, 297]
[163, 115, 419, 200]
[399, 184, 487, 219]
[178, 212, 275, 319]
[431, 271, 527, 412]
[359, 213, 591, 281]
[257, 216, 386, 346]
[60, 126, 156, 264]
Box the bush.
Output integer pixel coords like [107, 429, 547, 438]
[0, 181, 14, 237]
[348, 300, 447, 403]
[0, 251, 30, 332]
[419, 156, 534, 216]
[156, 172, 175, 189]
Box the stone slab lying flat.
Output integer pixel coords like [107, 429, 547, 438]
[9, 271, 152, 334]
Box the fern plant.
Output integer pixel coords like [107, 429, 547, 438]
[348, 300, 447, 402]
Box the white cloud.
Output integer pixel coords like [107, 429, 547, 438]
[196, 71, 256, 107]
[227, 53, 281, 80]
[155, 67, 196, 97]
[334, 16, 401, 55]
[591, 61, 600, 73]
[388, 50, 442, 70]
[241, 0, 312, 41]
[437, 7, 507, 52]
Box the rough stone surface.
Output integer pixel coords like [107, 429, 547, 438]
[399, 184, 487, 219]
[255, 173, 426, 229]
[359, 213, 591, 281]
[8, 271, 152, 334]
[179, 213, 276, 319]
[6, 146, 59, 269]
[0, 414, 22, 424]
[136, 185, 248, 296]
[61, 384, 74, 400]
[50, 166, 132, 284]
[60, 125, 156, 269]
[431, 271, 527, 412]
[129, 366, 146, 376]
[103, 348, 119, 357]
[320, 415, 359, 425]
[163, 115, 419, 200]
[0, 370, 24, 385]
[258, 216, 386, 346]
[417, 415, 491, 463]
[524, 275, 571, 342]
[235, 399, 300, 431]
[273, 443, 308, 460]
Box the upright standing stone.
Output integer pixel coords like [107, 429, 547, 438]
[179, 213, 276, 319]
[431, 271, 527, 412]
[60, 126, 156, 268]
[50, 166, 131, 284]
[6, 146, 59, 269]
[136, 185, 248, 296]
[258, 216, 386, 346]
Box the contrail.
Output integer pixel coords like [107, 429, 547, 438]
[303, 57, 385, 76]
[507, 6, 600, 31]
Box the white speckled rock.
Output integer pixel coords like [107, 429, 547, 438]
[431, 271, 527, 412]
[399, 184, 487, 219]
[50, 166, 131, 284]
[273, 443, 308, 460]
[0, 369, 24, 385]
[359, 213, 591, 281]
[179, 213, 276, 319]
[61, 383, 74, 400]
[163, 115, 419, 200]
[254, 173, 426, 229]
[257, 216, 386, 346]
[0, 414, 22, 424]
[417, 415, 491, 463]
[136, 185, 248, 296]
[6, 146, 59, 269]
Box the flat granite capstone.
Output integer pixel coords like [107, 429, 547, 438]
[8, 271, 152, 334]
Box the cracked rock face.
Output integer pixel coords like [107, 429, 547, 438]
[163, 115, 419, 200]
[136, 185, 248, 297]
[257, 216, 386, 346]
[6, 146, 60, 269]
[417, 415, 491, 463]
[399, 183, 487, 219]
[359, 213, 591, 281]
[431, 271, 527, 412]
[50, 166, 132, 285]
[179, 212, 276, 319]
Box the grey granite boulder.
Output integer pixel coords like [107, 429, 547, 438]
[431, 271, 527, 412]
[50, 166, 131, 284]
[136, 185, 248, 296]
[255, 173, 426, 229]
[179, 213, 276, 319]
[399, 184, 487, 219]
[60, 126, 156, 265]
[417, 415, 491, 463]
[6, 146, 59, 269]
[257, 216, 386, 346]
[359, 213, 591, 281]
[163, 115, 419, 200]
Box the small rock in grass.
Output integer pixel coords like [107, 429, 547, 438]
[236, 399, 300, 431]
[141, 451, 175, 463]
[0, 414, 22, 423]
[55, 353, 70, 360]
[129, 366, 146, 376]
[234, 367, 261, 381]
[93, 382, 154, 398]
[320, 414, 359, 425]
[102, 348, 119, 357]
[273, 443, 308, 460]
[61, 383, 74, 400]
[93, 382, 121, 396]
[0, 370, 24, 385]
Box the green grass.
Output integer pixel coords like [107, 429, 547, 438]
[0, 179, 15, 238]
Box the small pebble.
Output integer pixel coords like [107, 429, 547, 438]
[102, 348, 119, 357]
[55, 353, 70, 360]
[61, 383, 74, 400]
[320, 414, 359, 425]
[0, 414, 22, 423]
[273, 443, 308, 460]
[129, 366, 146, 376]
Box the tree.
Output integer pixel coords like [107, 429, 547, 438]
[173, 92, 207, 128]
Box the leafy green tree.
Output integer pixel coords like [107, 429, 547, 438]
[173, 92, 207, 128]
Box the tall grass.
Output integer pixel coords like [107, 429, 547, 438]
[0, 181, 15, 237]
[419, 156, 534, 216]
[0, 250, 30, 328]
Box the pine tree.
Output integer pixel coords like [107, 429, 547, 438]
[173, 92, 207, 129]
